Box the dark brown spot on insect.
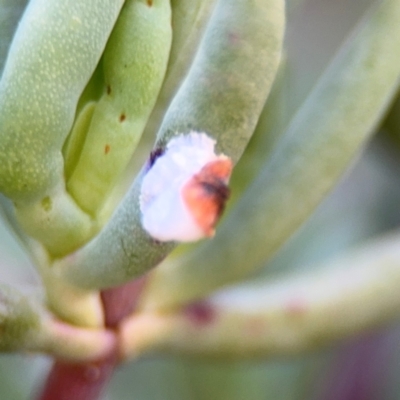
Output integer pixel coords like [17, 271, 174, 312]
[182, 158, 232, 236]
[119, 113, 126, 122]
[104, 144, 110, 154]
[146, 0, 153, 6]
[199, 179, 230, 218]
[106, 85, 111, 95]
[148, 147, 165, 169]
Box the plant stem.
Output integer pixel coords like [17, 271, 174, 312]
[36, 276, 147, 400]
[101, 275, 148, 328]
[36, 355, 117, 400]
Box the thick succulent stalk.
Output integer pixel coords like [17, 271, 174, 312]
[37, 356, 117, 400]
[2, 0, 400, 398]
[53, 0, 285, 291]
[228, 58, 291, 205]
[128, 0, 218, 163]
[38, 278, 146, 400]
[122, 231, 400, 359]
[141, 0, 400, 311]
[0, 0, 125, 256]
[66, 0, 172, 216]
[0, 283, 116, 361]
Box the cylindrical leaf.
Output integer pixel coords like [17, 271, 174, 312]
[54, 0, 285, 289]
[123, 232, 400, 359]
[0, 0, 124, 256]
[66, 0, 172, 216]
[142, 0, 400, 310]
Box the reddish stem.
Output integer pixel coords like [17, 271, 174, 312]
[101, 275, 148, 328]
[37, 355, 117, 400]
[36, 276, 148, 400]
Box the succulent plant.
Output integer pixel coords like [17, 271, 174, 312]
[0, 0, 400, 399]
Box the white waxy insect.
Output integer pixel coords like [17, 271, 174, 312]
[140, 132, 232, 242]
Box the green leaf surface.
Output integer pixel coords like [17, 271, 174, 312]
[142, 0, 400, 311]
[54, 0, 285, 290]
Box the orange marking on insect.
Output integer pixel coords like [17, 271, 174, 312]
[104, 144, 110, 154]
[182, 158, 232, 236]
[146, 0, 153, 6]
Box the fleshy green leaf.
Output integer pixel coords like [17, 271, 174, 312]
[54, 0, 286, 290]
[142, 0, 400, 310]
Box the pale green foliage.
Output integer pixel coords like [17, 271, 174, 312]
[0, 0, 124, 201]
[66, 0, 172, 216]
[0, 0, 125, 256]
[0, 284, 42, 351]
[0, 0, 400, 398]
[53, 0, 285, 291]
[142, 0, 400, 310]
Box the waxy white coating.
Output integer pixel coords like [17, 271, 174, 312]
[140, 132, 230, 242]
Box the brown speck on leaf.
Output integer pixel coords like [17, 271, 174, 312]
[104, 144, 110, 155]
[106, 85, 111, 95]
[185, 301, 216, 326]
[119, 114, 126, 122]
[147, 0, 153, 6]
